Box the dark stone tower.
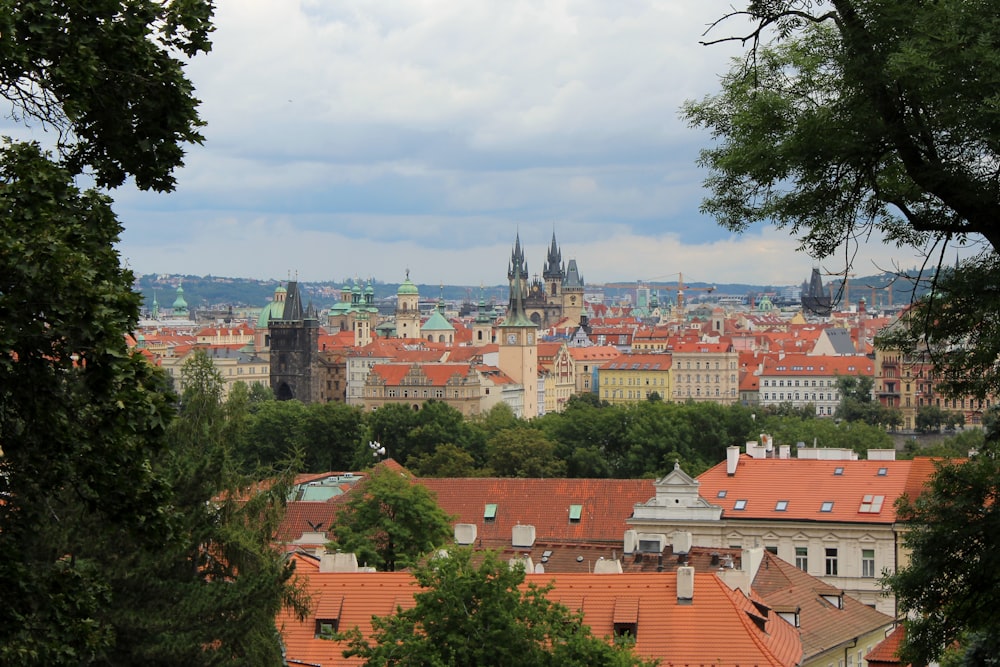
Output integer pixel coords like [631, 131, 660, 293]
[269, 281, 321, 402]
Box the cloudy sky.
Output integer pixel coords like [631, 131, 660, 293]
[103, 1, 933, 286]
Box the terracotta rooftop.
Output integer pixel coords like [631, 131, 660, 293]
[277, 562, 803, 667]
[697, 456, 915, 524]
[753, 551, 893, 660]
[419, 477, 653, 544]
[865, 624, 907, 666]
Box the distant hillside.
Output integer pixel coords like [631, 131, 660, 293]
[134, 270, 931, 316]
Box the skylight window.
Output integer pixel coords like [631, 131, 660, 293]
[834, 467, 844, 476]
[717, 490, 728, 498]
[859, 495, 885, 513]
[484, 503, 498, 522]
[569, 504, 583, 523]
[820, 501, 834, 512]
[775, 500, 789, 511]
[733, 499, 748, 510]
[877, 467, 888, 476]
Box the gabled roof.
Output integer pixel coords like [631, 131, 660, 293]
[277, 566, 803, 667]
[419, 478, 652, 544]
[753, 551, 893, 660]
[697, 456, 914, 524]
[760, 353, 874, 377]
[865, 624, 908, 666]
[566, 345, 620, 361]
[600, 353, 672, 371]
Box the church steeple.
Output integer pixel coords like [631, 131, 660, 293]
[505, 241, 534, 328]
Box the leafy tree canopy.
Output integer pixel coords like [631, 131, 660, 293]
[339, 548, 657, 667]
[0, 0, 213, 191]
[329, 466, 454, 572]
[886, 438, 1000, 665]
[685, 0, 1000, 396]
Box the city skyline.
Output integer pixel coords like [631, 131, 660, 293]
[10, 1, 941, 284]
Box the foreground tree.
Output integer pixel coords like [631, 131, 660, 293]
[328, 466, 453, 571]
[885, 439, 1000, 665]
[106, 350, 308, 665]
[684, 0, 1000, 396]
[0, 142, 179, 663]
[0, 1, 308, 662]
[339, 548, 656, 667]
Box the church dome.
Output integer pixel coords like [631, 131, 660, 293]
[172, 284, 188, 310]
[397, 275, 419, 296]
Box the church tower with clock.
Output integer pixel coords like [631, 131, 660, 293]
[499, 236, 539, 418]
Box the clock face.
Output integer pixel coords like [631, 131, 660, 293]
[507, 333, 517, 344]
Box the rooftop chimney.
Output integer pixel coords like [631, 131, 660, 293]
[726, 446, 740, 476]
[677, 566, 695, 603]
[320, 552, 359, 573]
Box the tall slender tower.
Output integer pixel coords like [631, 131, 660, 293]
[543, 230, 564, 303]
[269, 281, 320, 402]
[395, 270, 422, 339]
[500, 243, 539, 418]
[562, 259, 585, 328]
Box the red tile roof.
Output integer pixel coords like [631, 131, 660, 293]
[419, 477, 652, 544]
[753, 551, 893, 660]
[697, 456, 914, 524]
[277, 564, 803, 667]
[865, 624, 907, 666]
[761, 353, 874, 376]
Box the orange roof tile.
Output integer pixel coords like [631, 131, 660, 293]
[865, 624, 907, 666]
[753, 552, 893, 660]
[697, 456, 914, 524]
[419, 477, 652, 544]
[278, 566, 802, 667]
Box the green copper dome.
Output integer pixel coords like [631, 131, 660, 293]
[397, 274, 419, 296]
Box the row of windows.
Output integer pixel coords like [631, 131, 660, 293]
[672, 387, 738, 397]
[763, 392, 836, 402]
[790, 546, 875, 577]
[762, 378, 836, 388]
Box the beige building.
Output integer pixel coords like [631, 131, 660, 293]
[668, 339, 740, 404]
[362, 362, 515, 417]
[626, 447, 938, 617]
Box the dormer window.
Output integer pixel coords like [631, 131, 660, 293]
[569, 504, 583, 523]
[315, 618, 339, 638]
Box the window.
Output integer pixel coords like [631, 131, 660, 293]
[569, 504, 583, 523]
[820, 501, 834, 512]
[795, 546, 808, 571]
[859, 495, 885, 513]
[717, 490, 727, 498]
[825, 548, 838, 576]
[775, 500, 788, 511]
[733, 499, 747, 510]
[484, 503, 498, 523]
[834, 466, 844, 476]
[765, 545, 778, 555]
[877, 467, 888, 476]
[315, 618, 339, 638]
[862, 549, 875, 578]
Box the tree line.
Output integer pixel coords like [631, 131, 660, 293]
[212, 364, 982, 481]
